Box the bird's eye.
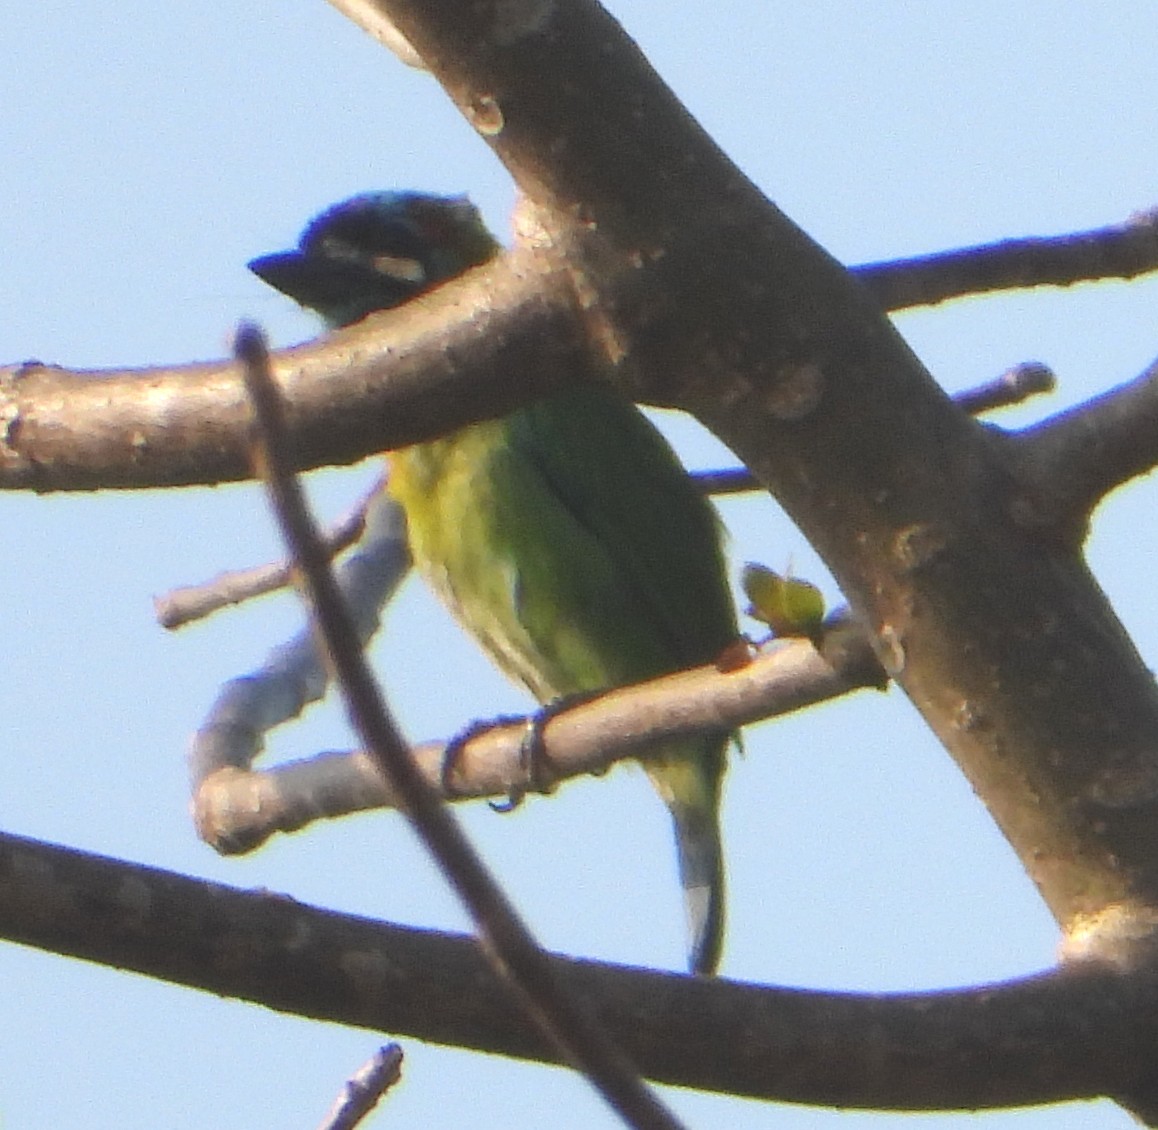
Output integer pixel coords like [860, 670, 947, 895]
[371, 254, 427, 284]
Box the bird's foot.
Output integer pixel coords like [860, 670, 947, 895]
[439, 714, 525, 800]
[490, 692, 604, 813]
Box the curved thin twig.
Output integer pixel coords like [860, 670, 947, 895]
[238, 324, 684, 1130]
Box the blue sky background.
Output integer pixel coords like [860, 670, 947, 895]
[4, 3, 1158, 1127]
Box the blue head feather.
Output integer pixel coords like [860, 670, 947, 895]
[250, 191, 497, 328]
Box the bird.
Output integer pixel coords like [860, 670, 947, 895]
[249, 191, 738, 974]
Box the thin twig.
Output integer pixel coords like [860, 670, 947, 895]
[155, 486, 378, 629]
[856, 209, 1158, 310]
[952, 361, 1056, 415]
[315, 1045, 404, 1130]
[235, 322, 685, 1130]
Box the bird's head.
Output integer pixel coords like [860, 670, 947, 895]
[249, 191, 499, 329]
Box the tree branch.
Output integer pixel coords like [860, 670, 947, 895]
[694, 362, 1057, 496]
[344, 0, 1158, 969]
[0, 251, 580, 491]
[314, 1044, 404, 1130]
[0, 227, 1129, 499]
[192, 619, 884, 854]
[4, 829, 1158, 1113]
[856, 209, 1158, 310]
[155, 478, 382, 629]
[7, 0, 1158, 987]
[239, 325, 682, 1130]
[1010, 355, 1158, 532]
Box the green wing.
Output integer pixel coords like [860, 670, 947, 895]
[389, 384, 735, 973]
[504, 385, 737, 680]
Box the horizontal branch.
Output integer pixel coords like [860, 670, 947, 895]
[856, 209, 1158, 310]
[0, 250, 581, 491]
[2, 829, 1157, 1112]
[0, 218, 1129, 497]
[192, 621, 885, 853]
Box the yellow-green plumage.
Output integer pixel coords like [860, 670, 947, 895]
[250, 191, 737, 973]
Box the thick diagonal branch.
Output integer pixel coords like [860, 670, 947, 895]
[350, 0, 1158, 966]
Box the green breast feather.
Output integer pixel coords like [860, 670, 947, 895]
[388, 384, 737, 974]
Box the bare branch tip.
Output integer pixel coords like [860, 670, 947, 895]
[315, 1044, 405, 1130]
[1008, 361, 1057, 397]
[233, 320, 271, 369]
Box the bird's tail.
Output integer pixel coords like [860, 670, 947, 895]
[646, 738, 727, 976]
